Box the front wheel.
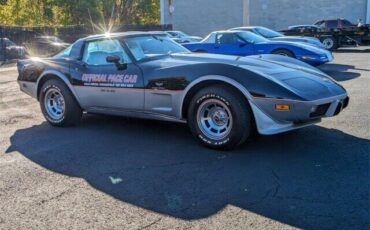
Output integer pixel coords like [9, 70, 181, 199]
[40, 79, 82, 127]
[187, 85, 252, 150]
[272, 49, 295, 58]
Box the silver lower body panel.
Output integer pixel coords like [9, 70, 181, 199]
[250, 93, 348, 135]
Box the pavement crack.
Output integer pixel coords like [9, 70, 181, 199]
[38, 182, 82, 205]
[138, 218, 162, 230]
[104, 159, 221, 175]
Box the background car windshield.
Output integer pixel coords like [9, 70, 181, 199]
[168, 31, 187, 37]
[237, 31, 269, 44]
[54, 45, 72, 58]
[125, 36, 189, 61]
[255, 27, 283, 38]
[201, 33, 216, 43]
[4, 38, 16, 46]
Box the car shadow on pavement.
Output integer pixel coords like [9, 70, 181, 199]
[319, 64, 363, 82]
[6, 115, 370, 230]
[333, 48, 370, 53]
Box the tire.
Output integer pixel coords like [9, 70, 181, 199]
[40, 79, 82, 127]
[321, 36, 338, 50]
[272, 49, 295, 58]
[187, 85, 252, 150]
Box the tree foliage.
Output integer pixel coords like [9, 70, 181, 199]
[0, 0, 160, 26]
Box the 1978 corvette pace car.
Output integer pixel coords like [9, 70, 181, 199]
[17, 32, 349, 150]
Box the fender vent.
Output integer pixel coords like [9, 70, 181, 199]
[310, 103, 331, 118]
[343, 97, 349, 109]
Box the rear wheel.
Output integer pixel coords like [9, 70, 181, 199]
[187, 85, 252, 150]
[272, 49, 295, 58]
[40, 79, 82, 127]
[321, 36, 338, 50]
[194, 50, 207, 53]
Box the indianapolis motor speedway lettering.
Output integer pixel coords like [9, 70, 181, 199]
[82, 74, 138, 87]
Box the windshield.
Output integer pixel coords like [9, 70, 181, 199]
[254, 27, 283, 38]
[237, 31, 269, 44]
[124, 36, 189, 61]
[168, 31, 188, 38]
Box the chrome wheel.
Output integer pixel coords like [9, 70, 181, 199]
[196, 99, 233, 140]
[44, 88, 65, 120]
[323, 38, 334, 49]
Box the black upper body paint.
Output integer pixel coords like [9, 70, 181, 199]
[17, 32, 346, 102]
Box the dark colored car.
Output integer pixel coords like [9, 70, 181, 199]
[281, 19, 370, 50]
[0, 38, 27, 61]
[25, 36, 70, 57]
[281, 25, 321, 36]
[314, 19, 357, 30]
[17, 32, 348, 150]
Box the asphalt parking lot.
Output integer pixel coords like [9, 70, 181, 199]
[0, 48, 369, 230]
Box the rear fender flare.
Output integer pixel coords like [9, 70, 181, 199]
[37, 70, 81, 103]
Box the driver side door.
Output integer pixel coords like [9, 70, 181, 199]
[71, 38, 144, 111]
[214, 33, 254, 56]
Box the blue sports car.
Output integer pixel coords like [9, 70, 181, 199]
[184, 31, 333, 65]
[229, 26, 326, 49]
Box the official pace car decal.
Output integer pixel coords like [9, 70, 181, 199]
[81, 74, 138, 88]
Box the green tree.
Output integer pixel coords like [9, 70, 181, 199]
[0, 0, 160, 26]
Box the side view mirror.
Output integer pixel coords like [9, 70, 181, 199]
[106, 55, 127, 70]
[106, 55, 120, 63]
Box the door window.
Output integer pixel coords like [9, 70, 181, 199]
[216, 33, 239, 44]
[327, 20, 337, 29]
[342, 20, 353, 27]
[83, 39, 131, 65]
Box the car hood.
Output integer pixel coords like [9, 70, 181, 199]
[183, 36, 203, 41]
[149, 53, 345, 100]
[259, 40, 329, 54]
[271, 36, 319, 43]
[271, 36, 325, 48]
[188, 36, 203, 39]
[166, 53, 325, 76]
[50, 42, 70, 47]
[7, 45, 25, 50]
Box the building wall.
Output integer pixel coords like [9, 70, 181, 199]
[249, 0, 368, 30]
[162, 0, 368, 35]
[162, 0, 245, 36]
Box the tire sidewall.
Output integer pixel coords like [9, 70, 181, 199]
[40, 82, 66, 125]
[190, 91, 245, 148]
[273, 49, 294, 58]
[322, 37, 337, 50]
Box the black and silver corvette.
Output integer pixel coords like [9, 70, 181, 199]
[17, 32, 349, 150]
